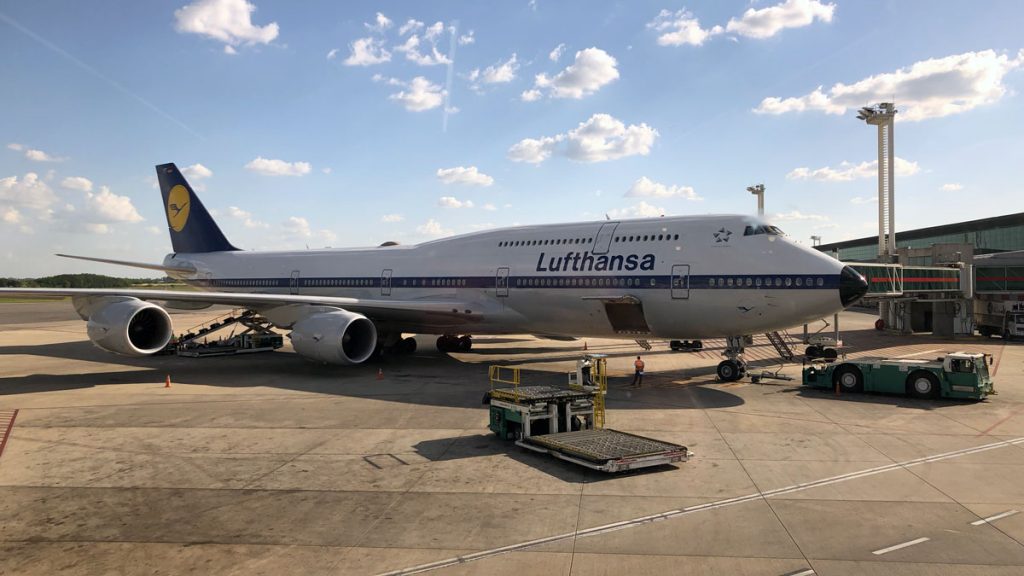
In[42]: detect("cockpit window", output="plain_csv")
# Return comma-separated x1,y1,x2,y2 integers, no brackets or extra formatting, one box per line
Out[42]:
743,223,785,236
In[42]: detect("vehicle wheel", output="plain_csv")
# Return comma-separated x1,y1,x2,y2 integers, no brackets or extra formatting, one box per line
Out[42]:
717,360,743,382
436,335,453,352
823,347,838,361
833,365,863,392
978,327,993,338
692,340,703,350
670,340,682,351
805,345,821,359
907,371,940,399
400,337,417,354
458,335,473,352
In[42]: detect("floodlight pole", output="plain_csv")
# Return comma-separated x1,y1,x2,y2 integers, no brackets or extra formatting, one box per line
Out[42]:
747,184,765,217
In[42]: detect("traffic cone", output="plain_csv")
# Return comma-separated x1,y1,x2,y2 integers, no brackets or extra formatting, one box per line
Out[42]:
164,375,171,388
583,341,588,351
376,368,384,380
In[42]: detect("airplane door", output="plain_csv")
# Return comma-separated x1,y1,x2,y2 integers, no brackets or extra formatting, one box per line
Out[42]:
496,267,510,297
671,265,690,299
290,270,300,295
592,222,619,255
381,269,392,296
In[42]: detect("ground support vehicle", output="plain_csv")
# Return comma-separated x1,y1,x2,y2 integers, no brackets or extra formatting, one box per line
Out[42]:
802,352,994,400
974,296,1024,340
487,363,688,472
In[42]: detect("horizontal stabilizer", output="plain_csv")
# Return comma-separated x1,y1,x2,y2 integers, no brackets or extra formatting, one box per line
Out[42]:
56,254,195,274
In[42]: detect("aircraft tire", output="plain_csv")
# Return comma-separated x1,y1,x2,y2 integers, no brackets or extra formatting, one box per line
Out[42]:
717,360,743,382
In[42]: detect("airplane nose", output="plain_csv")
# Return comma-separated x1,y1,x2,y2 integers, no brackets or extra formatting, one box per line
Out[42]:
839,265,869,307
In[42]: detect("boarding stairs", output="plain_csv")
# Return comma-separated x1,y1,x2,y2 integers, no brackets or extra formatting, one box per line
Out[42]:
176,309,270,345
634,339,653,351
764,331,795,361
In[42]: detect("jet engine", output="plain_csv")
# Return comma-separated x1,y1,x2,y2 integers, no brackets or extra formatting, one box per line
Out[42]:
289,309,378,365
86,298,174,356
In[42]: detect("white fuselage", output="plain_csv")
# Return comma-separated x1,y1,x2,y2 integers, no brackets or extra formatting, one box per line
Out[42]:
164,215,851,339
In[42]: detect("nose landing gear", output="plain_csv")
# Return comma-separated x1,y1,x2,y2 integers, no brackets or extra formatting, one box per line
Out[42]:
716,335,748,382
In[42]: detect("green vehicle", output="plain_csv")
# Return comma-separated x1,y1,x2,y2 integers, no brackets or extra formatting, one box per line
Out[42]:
802,352,994,400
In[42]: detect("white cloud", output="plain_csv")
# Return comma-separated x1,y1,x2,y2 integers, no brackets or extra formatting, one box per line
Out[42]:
416,218,452,237
458,30,475,45
244,157,312,176
527,47,619,99
724,0,835,39
625,176,701,200
482,203,497,211
508,113,658,164
84,223,110,234
146,225,162,235
755,49,1024,121
388,76,445,111
365,12,392,33
60,176,93,192
343,37,392,66
786,157,920,181
280,216,335,244
436,166,494,187
850,196,876,205
321,167,332,174
182,163,213,180
223,45,237,55
468,53,519,89
9,144,63,162
326,48,339,60
549,43,566,62
647,9,722,47
394,22,451,66
1,207,22,224
381,213,404,223
0,172,58,217
438,196,474,209
771,210,830,222
398,19,423,36
608,201,667,219
86,186,143,223
648,1,833,47
174,0,279,50
520,89,542,102
941,183,964,191
227,205,268,228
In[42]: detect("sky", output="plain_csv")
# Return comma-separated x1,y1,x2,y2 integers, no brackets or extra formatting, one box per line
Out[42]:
2,0,1023,277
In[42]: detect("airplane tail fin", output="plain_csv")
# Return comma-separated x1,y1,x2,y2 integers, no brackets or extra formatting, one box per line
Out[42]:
156,163,239,253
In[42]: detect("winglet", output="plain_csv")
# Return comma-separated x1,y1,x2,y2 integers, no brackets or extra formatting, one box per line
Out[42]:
156,163,239,253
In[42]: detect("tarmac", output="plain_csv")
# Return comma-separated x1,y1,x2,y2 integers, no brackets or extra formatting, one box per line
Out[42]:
2,301,1024,575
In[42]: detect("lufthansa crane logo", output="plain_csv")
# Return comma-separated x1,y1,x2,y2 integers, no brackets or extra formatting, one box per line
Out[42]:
166,185,191,232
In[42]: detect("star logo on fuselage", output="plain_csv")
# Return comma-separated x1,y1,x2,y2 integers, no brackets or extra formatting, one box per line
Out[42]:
714,228,732,243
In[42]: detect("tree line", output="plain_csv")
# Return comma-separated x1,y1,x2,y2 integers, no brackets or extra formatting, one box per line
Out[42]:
0,274,174,288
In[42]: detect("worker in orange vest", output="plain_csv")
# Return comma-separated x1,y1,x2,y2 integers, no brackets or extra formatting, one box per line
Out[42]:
631,356,645,388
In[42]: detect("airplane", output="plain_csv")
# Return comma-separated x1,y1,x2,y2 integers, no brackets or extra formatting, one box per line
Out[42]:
0,163,868,381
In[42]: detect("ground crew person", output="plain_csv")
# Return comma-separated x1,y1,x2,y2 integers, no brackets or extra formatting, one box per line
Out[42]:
632,356,645,388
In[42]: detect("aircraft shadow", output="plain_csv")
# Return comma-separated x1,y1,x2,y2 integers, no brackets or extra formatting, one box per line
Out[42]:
0,340,745,410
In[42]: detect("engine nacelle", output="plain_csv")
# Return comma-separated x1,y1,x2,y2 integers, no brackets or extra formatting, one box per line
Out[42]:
290,309,377,365
86,299,174,356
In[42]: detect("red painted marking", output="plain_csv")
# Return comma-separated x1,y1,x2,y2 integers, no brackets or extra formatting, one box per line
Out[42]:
0,409,17,463
978,404,1024,436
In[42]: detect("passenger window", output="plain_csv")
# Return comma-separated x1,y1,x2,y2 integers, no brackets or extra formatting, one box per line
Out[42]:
816,278,824,287
785,278,792,287
745,278,752,287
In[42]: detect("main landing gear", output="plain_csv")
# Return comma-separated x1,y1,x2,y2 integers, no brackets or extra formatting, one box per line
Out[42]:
374,333,418,358
716,335,748,382
437,334,473,353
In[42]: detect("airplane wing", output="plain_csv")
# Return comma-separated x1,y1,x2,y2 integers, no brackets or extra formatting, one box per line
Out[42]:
0,287,488,327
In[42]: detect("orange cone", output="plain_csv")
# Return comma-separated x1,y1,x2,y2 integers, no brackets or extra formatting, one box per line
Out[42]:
164,375,171,388
376,368,384,380
583,341,588,351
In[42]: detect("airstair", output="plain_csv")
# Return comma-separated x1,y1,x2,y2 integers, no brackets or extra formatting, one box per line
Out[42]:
764,331,795,361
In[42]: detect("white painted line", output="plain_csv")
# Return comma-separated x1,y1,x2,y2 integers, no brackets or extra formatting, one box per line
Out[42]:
895,348,943,358
783,570,815,576
378,436,1024,576
971,509,1020,526
872,537,929,555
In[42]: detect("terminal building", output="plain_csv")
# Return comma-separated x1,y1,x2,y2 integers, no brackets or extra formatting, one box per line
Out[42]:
815,212,1024,336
